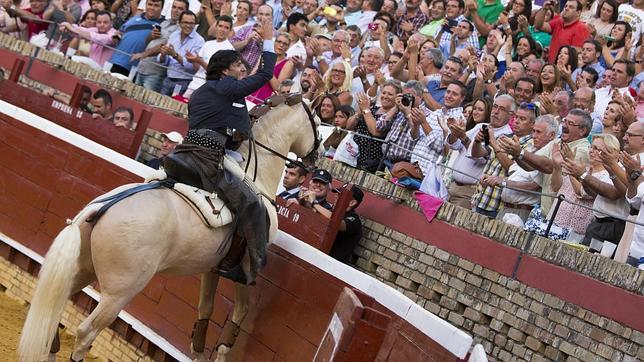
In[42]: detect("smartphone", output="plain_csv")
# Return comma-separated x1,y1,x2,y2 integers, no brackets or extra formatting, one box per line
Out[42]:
442,19,459,33
481,124,489,146
323,6,337,17
152,24,161,31
368,22,379,31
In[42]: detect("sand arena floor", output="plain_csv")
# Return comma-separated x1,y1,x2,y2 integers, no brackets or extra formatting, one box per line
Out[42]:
0,291,104,361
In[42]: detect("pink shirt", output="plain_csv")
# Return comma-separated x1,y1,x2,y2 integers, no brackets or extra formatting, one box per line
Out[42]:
77,26,117,67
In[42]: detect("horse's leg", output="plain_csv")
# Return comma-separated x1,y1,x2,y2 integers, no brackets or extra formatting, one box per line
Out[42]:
191,271,220,361
49,265,97,361
215,282,250,362
70,270,151,362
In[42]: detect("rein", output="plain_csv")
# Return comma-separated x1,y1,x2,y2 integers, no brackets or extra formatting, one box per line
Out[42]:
249,96,320,173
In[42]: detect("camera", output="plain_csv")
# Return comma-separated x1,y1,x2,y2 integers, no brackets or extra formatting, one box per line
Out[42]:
481,124,490,146
368,22,379,31
441,19,458,33
401,93,414,107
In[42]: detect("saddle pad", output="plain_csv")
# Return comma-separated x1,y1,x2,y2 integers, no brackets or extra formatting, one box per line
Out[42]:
173,183,234,228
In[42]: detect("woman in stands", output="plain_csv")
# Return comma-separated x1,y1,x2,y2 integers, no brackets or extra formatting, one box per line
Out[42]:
351,81,402,173
322,61,353,106
316,94,340,126
601,21,633,67
465,98,492,132
538,63,561,94
247,33,294,104
233,0,251,33
587,0,618,38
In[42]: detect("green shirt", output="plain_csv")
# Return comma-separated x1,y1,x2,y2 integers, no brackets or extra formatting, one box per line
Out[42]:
474,0,504,47
419,19,444,38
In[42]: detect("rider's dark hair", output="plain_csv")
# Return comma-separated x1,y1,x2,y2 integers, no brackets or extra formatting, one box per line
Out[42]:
206,50,241,80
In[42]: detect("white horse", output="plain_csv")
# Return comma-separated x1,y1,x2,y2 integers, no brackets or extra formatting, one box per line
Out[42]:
18,100,321,362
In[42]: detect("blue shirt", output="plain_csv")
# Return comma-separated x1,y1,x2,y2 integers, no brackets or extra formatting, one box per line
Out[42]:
426,80,446,105
110,14,164,70
572,62,605,84
160,29,204,79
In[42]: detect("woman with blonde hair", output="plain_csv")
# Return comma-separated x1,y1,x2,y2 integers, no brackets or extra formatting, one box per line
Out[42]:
322,61,353,106
561,133,629,252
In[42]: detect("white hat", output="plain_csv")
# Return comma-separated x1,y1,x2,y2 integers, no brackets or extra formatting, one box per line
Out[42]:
163,131,184,144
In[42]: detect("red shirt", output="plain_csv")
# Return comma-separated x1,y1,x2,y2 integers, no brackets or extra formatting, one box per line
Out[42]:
25,8,49,40
547,16,590,63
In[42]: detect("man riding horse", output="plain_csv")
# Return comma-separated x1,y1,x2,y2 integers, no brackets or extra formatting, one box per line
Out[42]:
166,18,276,284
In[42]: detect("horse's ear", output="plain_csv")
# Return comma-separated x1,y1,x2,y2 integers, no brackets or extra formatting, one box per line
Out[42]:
286,93,303,105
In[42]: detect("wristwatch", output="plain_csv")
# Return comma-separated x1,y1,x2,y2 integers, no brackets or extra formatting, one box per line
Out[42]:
316,55,324,62
630,170,642,181
363,109,371,115
344,57,351,62
579,170,589,181
518,149,525,160
501,180,507,188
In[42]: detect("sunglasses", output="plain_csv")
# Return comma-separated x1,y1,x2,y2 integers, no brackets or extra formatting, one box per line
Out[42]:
519,102,539,116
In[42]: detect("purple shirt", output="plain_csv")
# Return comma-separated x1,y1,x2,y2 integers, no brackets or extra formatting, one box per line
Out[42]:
78,26,118,66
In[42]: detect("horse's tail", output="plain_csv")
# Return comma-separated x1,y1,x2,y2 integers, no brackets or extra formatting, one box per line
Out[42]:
18,204,99,362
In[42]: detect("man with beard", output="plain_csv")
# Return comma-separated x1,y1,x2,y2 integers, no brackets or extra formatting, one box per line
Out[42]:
299,66,321,99
502,109,592,216
470,95,519,218
534,0,590,63
512,77,537,105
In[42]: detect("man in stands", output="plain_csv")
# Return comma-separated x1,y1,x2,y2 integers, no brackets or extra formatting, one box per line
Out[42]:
494,111,555,222
184,15,234,98
572,87,602,133
422,55,464,110
534,0,590,63
296,169,334,210
470,95,517,218
158,10,204,96
109,0,164,76
314,30,351,75
113,107,134,129
572,39,605,82
147,131,183,169
378,81,424,168
503,109,592,217
299,65,321,99
513,77,537,105
525,59,545,80
594,59,635,118
90,89,113,121
285,12,308,62
132,0,187,92
2,0,66,41
575,66,600,89
316,185,364,264
410,81,465,182
58,10,116,68
395,0,429,42
278,163,307,200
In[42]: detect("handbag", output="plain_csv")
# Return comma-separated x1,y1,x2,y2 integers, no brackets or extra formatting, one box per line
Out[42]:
391,161,423,180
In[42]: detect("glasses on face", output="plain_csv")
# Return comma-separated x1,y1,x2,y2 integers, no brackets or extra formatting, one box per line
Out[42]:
625,132,644,138
331,68,345,74
562,118,583,127
275,40,290,46
492,104,511,113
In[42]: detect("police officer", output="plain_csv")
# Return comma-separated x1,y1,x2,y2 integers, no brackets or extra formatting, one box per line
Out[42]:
168,18,276,284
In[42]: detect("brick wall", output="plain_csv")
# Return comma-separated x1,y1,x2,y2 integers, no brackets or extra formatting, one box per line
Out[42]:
315,158,644,361
0,256,153,361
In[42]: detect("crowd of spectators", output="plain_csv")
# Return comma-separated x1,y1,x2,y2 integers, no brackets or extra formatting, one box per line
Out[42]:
2,0,644,267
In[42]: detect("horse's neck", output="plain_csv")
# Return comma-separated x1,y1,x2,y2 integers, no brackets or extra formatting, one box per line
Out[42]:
239,108,294,197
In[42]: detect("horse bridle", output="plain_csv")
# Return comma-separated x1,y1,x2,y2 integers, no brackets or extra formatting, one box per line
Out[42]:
252,98,320,173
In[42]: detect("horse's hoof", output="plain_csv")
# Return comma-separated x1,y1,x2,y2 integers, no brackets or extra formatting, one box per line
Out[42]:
47,353,57,362
214,345,230,362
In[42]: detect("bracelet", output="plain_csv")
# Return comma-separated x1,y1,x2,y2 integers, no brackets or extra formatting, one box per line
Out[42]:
579,170,589,181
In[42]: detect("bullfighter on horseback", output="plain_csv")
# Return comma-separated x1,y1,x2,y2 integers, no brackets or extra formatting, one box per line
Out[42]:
166,17,277,284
